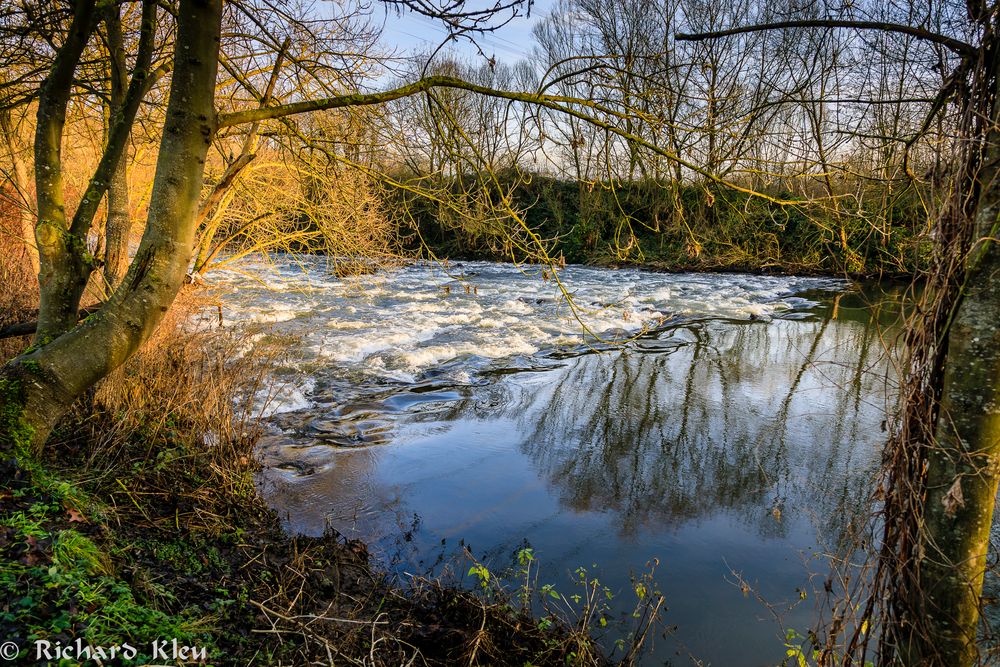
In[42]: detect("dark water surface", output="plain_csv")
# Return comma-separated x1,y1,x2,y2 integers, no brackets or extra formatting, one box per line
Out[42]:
214,260,900,665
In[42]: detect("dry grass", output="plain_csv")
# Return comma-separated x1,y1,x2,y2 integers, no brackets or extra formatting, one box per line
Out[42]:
0,202,38,361
48,288,281,534
247,548,664,666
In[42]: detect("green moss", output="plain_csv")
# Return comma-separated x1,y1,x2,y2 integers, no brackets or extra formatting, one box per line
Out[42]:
0,378,35,460
0,471,218,665
20,360,41,375
65,230,98,268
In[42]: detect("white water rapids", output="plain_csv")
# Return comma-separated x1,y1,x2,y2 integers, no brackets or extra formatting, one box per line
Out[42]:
207,256,846,416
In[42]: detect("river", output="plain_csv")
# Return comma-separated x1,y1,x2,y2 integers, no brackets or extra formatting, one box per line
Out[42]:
208,257,899,666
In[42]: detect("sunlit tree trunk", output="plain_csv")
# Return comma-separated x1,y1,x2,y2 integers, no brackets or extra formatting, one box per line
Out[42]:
31,0,100,343
1,0,221,455
0,107,39,274
32,0,157,344
104,147,131,288
103,3,132,289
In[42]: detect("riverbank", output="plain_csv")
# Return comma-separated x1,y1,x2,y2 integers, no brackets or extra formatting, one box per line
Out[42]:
574,254,914,282
412,237,919,283
2,460,608,665
394,174,929,280
0,295,649,666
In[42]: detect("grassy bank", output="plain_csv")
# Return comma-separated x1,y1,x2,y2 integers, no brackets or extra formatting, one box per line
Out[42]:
1,291,660,666
390,173,929,278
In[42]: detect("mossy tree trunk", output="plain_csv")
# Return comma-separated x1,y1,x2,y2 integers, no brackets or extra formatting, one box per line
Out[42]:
0,0,222,457
32,0,158,344
909,13,1000,665
31,0,100,343
914,212,1000,665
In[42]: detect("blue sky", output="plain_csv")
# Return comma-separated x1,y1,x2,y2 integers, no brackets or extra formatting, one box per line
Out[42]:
373,0,556,66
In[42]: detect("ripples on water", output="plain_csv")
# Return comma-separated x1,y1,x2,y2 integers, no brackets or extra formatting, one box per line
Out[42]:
208,257,900,666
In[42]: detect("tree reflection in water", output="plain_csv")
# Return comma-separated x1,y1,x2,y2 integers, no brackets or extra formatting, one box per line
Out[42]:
261,286,904,665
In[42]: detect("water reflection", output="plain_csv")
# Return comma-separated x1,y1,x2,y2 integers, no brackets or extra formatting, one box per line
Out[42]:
259,285,901,666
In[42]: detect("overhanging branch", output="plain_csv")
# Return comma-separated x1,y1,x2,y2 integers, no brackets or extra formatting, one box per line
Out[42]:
675,20,976,57
0,304,103,341
219,75,806,206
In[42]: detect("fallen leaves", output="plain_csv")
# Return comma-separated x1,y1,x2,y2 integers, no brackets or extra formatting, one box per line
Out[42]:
66,508,88,523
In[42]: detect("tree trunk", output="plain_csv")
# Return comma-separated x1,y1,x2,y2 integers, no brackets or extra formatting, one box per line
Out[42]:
103,2,132,289
914,218,1000,665
0,108,39,275
909,23,1000,666
1,0,222,457
104,151,131,288
32,0,99,343
33,0,157,343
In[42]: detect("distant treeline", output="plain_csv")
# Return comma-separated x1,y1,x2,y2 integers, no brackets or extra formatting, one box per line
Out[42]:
387,172,930,277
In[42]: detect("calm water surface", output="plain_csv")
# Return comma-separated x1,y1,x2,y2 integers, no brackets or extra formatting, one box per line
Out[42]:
211,258,900,666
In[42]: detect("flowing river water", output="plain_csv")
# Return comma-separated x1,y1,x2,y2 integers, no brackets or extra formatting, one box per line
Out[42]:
209,257,901,666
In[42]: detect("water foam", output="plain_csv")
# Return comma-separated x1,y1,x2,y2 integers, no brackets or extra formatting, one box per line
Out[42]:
210,257,847,409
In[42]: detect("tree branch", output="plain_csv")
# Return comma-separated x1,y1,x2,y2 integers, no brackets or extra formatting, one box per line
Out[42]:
69,0,159,238
675,20,976,57
223,75,805,206
192,35,291,272
217,76,453,127
0,305,103,341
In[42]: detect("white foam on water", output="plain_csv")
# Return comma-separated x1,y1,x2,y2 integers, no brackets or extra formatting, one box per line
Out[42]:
256,377,316,417
250,308,299,323
326,320,369,330
397,336,539,369
208,257,847,397
315,327,439,363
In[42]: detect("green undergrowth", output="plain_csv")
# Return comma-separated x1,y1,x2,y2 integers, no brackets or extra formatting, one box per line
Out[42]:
0,461,209,664
391,173,930,278
1,413,641,666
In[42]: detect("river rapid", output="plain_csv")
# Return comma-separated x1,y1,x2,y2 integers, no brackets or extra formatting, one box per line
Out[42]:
208,257,898,666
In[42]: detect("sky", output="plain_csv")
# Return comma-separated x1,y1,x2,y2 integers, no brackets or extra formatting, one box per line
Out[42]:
371,0,556,67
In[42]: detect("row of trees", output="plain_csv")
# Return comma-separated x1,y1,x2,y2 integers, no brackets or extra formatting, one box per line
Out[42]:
388,0,954,184
364,0,961,271
0,0,965,285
